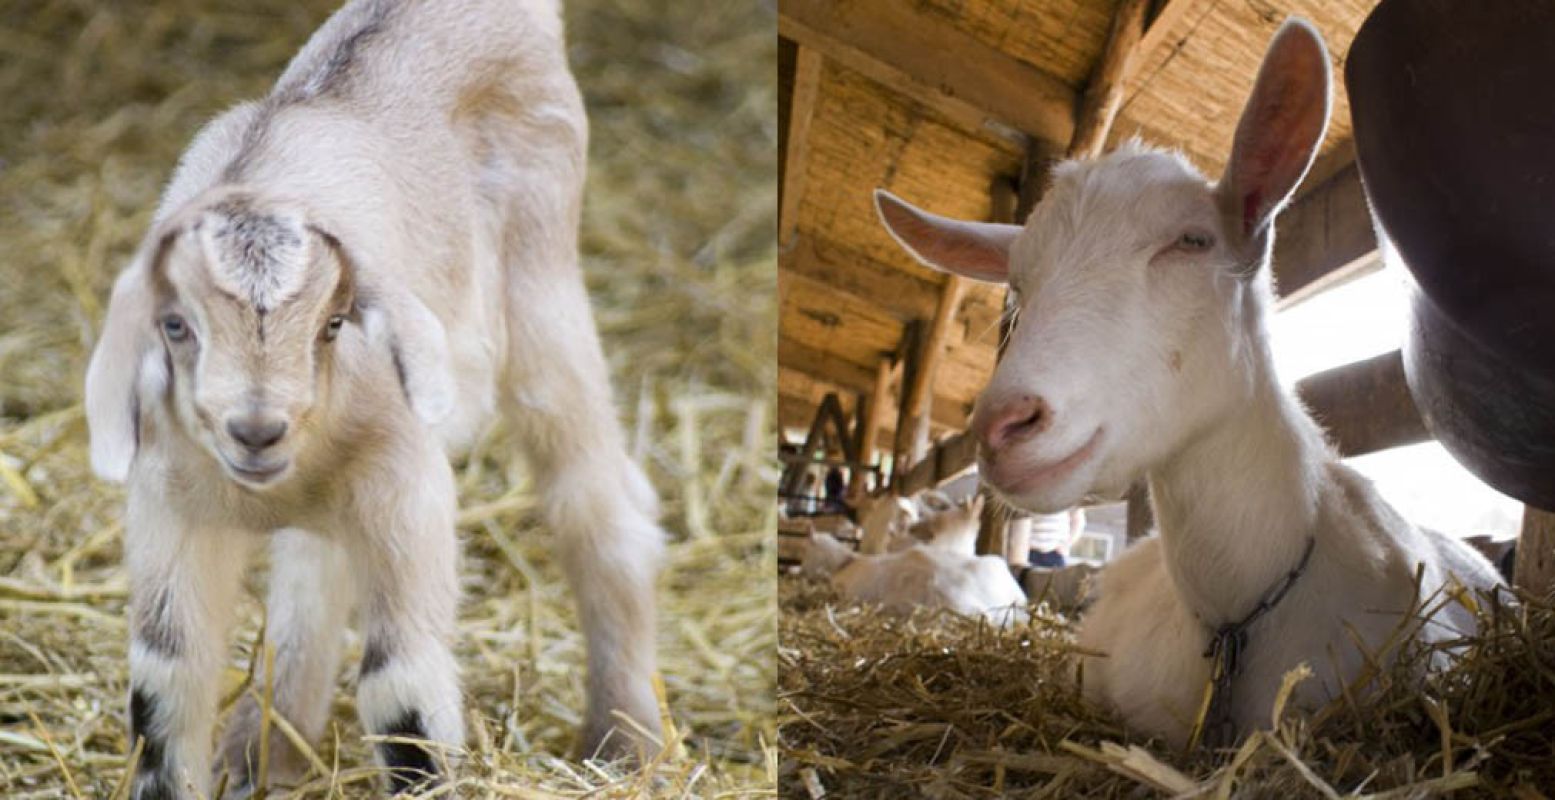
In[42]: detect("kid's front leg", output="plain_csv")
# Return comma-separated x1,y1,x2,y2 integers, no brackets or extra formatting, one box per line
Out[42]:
124,492,253,800
347,461,465,794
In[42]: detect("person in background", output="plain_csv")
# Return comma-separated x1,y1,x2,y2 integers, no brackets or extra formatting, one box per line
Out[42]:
823,467,846,513
1027,507,1086,568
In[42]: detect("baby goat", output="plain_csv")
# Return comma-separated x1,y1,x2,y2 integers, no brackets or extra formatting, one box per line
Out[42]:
874,20,1502,747
85,0,664,795
804,496,1030,625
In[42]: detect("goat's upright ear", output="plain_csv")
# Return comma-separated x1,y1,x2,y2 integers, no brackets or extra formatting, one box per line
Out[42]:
85,232,177,482
1217,19,1331,245
319,232,455,426
874,190,1019,284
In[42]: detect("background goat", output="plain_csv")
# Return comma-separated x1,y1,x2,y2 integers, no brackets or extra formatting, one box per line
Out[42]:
873,19,1502,747
84,0,663,794
803,495,1030,625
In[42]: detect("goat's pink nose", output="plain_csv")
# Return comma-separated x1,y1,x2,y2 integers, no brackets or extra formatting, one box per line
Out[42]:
973,394,1050,453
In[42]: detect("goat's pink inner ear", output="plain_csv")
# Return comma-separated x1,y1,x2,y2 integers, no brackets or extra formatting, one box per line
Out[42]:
874,190,1017,284
1218,19,1331,237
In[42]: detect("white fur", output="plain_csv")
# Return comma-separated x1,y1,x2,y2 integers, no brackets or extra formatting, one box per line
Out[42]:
85,1,665,795
873,19,1504,747
831,544,1028,627
803,496,1028,627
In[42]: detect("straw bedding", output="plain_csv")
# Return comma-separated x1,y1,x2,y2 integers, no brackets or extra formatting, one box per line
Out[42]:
779,574,1555,798
0,0,776,795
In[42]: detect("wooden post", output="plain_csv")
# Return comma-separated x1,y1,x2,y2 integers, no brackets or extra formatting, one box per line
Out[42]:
1515,506,1555,596
1125,482,1154,541
850,357,893,496
1068,0,1151,159
889,321,923,492
902,277,966,464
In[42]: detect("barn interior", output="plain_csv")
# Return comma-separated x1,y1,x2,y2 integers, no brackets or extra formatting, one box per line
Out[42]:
778,0,1555,795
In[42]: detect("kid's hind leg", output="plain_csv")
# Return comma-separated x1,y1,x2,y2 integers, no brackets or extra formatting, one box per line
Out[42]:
216,528,356,794
502,267,666,761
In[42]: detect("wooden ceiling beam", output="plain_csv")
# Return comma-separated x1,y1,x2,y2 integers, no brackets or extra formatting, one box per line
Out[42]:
778,336,877,393
1274,161,1379,308
778,0,1076,146
779,42,823,249
779,233,941,322
1069,0,1152,159
777,386,966,436
1132,0,1214,80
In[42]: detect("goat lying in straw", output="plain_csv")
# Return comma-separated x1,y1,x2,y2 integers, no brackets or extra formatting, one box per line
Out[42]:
873,19,1502,748
804,495,1030,626
85,0,664,795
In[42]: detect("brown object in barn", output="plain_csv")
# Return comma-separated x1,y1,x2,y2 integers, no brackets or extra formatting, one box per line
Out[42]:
1347,0,1555,510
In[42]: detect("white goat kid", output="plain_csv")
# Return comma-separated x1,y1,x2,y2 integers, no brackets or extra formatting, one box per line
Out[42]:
85,1,664,796
803,496,1030,626
873,20,1501,748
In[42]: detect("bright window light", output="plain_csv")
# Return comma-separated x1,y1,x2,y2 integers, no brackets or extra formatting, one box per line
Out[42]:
1270,256,1408,385
1268,257,1522,542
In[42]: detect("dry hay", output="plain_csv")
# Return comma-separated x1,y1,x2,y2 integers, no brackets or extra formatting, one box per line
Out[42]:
779,574,1555,798
0,0,776,796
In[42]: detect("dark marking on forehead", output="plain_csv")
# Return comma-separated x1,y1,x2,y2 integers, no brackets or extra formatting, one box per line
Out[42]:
204,197,306,312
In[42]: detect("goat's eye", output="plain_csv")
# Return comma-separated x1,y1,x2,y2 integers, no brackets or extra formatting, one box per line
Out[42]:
162,314,190,342
323,314,346,342
1177,230,1215,252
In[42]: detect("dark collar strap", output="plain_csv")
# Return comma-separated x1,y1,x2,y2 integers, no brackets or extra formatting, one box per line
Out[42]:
1196,536,1317,749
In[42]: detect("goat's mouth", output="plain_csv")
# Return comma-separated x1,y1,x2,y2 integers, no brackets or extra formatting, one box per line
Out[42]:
219,454,291,487
981,427,1104,506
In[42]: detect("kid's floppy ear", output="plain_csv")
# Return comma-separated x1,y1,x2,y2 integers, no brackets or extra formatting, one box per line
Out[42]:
874,190,1020,284
85,231,179,483
1217,19,1332,250
318,231,455,426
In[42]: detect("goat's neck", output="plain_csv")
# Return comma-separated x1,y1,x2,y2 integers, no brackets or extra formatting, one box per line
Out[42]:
1146,359,1330,626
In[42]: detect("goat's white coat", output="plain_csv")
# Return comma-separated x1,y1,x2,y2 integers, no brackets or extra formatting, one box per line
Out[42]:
872,19,1503,747
85,0,664,794
803,497,1028,625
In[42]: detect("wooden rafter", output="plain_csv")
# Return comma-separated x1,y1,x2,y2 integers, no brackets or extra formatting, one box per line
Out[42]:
779,392,859,498
1069,0,1152,159
1273,163,1379,307
778,0,1076,146
779,43,822,248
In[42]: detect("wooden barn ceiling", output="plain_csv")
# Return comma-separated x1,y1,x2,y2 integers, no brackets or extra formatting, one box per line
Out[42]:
778,0,1380,448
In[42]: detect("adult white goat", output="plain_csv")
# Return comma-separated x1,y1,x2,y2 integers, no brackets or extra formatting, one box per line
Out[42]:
873,20,1502,748
84,0,664,795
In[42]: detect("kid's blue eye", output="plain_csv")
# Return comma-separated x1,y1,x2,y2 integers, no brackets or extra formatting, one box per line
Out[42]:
162,314,190,341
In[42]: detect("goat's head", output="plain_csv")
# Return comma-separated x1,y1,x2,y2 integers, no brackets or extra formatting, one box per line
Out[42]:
85,187,455,488
874,20,1330,512
926,494,984,536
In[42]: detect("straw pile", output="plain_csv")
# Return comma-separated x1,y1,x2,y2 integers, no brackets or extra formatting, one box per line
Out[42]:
0,0,776,796
779,575,1555,798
